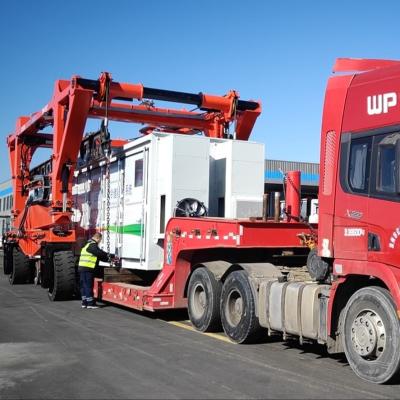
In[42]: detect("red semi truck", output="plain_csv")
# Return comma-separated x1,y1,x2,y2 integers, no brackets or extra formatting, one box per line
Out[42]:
4,58,400,384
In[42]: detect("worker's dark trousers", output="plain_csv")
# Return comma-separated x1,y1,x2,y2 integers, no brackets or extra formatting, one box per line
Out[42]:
79,270,95,306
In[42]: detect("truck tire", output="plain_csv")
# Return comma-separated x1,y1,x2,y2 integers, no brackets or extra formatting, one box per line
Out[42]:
306,248,330,281
48,250,76,301
3,244,13,275
220,270,261,344
188,267,222,332
9,247,33,284
342,286,400,384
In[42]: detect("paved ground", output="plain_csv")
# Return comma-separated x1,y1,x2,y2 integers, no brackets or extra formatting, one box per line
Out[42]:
1,274,400,399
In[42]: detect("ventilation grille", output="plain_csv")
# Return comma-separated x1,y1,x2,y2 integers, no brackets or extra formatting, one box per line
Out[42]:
322,130,336,196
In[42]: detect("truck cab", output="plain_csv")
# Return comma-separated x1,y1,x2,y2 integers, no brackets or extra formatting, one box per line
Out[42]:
317,59,400,383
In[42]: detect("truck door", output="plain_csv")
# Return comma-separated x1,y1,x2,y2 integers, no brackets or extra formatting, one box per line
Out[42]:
335,129,400,262
334,134,372,260
121,151,148,262
366,131,400,265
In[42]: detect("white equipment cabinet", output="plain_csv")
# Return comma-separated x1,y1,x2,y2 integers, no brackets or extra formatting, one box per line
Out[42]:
209,139,264,218
72,133,264,271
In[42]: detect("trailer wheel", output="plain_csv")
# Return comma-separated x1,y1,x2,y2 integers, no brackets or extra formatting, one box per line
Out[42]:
9,247,33,284
48,250,76,301
188,267,222,332
220,270,261,344
3,244,13,275
342,286,400,384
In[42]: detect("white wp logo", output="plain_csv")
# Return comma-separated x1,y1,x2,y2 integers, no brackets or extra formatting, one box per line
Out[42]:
367,92,397,115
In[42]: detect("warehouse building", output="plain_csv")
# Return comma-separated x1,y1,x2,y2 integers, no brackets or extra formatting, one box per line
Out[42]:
264,159,319,219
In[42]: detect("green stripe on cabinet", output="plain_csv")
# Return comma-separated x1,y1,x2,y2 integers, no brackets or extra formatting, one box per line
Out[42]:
107,224,144,236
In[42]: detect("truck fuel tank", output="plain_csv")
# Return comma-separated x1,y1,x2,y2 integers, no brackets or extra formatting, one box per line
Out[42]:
258,280,330,342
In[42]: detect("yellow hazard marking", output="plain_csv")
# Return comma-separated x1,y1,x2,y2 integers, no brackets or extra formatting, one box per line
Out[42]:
167,320,234,344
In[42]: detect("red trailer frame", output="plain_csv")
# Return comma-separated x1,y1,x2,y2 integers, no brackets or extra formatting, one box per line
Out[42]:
94,218,311,311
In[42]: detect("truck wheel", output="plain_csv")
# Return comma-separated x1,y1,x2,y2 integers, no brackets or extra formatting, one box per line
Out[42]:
9,247,33,284
342,286,400,383
3,244,13,275
48,250,76,301
306,248,330,281
188,267,222,332
220,270,261,344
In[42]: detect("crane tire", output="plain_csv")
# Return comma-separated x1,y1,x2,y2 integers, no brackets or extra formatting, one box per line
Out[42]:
342,286,400,384
3,244,13,275
188,267,222,332
9,247,32,284
48,250,76,301
220,270,262,344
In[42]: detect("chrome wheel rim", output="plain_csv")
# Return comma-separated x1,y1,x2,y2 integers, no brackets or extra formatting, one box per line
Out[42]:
191,283,207,319
226,289,243,327
350,310,386,360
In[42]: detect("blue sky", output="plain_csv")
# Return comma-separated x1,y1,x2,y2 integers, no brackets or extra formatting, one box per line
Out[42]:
1,0,400,182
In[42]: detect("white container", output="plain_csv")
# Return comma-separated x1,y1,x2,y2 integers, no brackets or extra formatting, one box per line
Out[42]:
72,133,265,271
209,139,264,218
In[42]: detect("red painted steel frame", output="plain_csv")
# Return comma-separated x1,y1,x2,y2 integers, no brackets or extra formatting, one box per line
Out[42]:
6,73,261,256
94,218,309,311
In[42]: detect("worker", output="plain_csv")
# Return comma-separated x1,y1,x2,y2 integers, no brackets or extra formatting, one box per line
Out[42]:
78,232,115,309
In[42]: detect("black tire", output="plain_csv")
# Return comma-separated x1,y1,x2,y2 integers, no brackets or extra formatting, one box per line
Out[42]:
48,250,76,301
220,270,261,344
342,286,400,384
188,268,222,332
306,248,330,281
40,257,51,289
9,247,33,284
3,244,13,275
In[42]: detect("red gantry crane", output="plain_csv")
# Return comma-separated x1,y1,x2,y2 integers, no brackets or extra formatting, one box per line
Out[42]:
3,72,261,300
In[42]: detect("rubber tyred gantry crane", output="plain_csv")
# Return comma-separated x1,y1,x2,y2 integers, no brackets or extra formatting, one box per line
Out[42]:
3,72,261,300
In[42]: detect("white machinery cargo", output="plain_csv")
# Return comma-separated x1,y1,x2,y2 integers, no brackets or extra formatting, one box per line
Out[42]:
72,133,265,271
209,139,265,218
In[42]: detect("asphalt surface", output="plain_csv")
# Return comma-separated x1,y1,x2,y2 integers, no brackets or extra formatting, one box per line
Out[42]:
1,274,400,399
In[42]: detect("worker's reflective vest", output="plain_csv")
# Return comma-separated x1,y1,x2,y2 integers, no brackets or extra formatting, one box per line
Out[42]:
78,241,97,269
